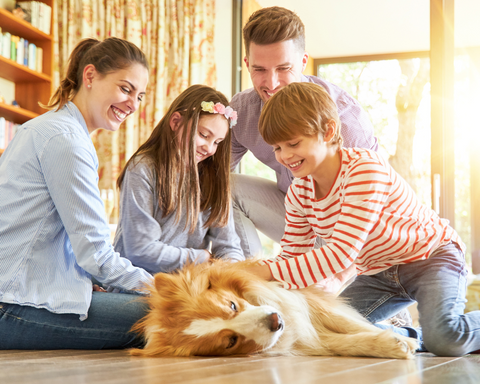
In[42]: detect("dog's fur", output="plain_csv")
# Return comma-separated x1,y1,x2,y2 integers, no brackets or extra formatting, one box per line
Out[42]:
130,260,418,358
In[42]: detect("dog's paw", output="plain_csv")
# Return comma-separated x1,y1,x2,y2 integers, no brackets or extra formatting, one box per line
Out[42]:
382,332,418,359
369,330,418,359
393,335,418,359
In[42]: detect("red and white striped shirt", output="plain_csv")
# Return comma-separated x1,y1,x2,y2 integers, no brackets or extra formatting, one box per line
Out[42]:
261,148,465,289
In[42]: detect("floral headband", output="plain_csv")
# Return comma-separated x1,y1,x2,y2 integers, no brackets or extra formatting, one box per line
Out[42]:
201,101,238,127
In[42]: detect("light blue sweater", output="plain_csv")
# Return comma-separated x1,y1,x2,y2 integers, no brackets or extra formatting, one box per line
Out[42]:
114,158,245,274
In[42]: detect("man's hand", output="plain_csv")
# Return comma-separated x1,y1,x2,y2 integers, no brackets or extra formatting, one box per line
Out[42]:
315,263,357,295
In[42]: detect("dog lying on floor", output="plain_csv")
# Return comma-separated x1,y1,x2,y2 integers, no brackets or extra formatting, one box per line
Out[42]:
130,260,418,358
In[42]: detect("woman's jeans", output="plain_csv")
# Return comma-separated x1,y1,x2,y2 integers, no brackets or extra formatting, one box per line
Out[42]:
340,242,480,356
0,292,147,349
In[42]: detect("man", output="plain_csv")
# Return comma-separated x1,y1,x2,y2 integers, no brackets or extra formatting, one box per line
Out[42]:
231,6,378,257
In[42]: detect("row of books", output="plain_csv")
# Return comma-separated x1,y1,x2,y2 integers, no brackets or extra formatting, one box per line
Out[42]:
0,117,20,150
16,1,52,35
0,28,43,72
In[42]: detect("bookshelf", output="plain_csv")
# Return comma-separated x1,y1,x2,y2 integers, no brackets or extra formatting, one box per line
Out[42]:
0,0,53,125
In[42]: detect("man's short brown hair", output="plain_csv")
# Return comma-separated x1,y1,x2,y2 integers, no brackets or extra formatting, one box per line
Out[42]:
259,82,343,149
243,6,305,56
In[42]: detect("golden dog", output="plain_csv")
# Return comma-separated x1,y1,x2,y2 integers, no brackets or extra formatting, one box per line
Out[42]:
130,260,418,358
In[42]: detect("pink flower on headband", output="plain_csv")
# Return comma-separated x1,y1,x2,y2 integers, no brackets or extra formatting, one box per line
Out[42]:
224,106,233,118
201,101,238,128
213,103,226,114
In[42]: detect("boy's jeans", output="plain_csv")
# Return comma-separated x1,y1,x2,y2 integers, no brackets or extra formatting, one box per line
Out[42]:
340,242,480,356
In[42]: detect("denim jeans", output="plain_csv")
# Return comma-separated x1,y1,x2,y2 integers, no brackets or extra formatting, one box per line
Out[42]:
0,292,147,349
340,242,480,356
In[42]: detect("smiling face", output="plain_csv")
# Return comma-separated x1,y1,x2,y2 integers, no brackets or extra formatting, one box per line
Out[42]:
77,62,149,133
272,128,339,188
194,114,229,163
245,40,308,103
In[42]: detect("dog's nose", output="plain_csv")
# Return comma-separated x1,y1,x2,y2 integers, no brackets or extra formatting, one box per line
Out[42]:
267,312,284,332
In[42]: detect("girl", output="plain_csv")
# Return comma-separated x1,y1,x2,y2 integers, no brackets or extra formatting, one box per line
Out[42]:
0,37,152,349
249,81,480,357
114,85,244,274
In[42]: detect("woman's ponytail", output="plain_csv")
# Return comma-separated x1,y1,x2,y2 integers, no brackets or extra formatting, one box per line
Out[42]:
42,39,100,111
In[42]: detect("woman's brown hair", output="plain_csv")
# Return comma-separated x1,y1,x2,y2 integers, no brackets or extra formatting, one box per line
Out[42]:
44,37,148,110
117,84,234,232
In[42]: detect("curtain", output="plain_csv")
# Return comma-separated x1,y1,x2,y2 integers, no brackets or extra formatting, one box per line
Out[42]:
52,0,217,221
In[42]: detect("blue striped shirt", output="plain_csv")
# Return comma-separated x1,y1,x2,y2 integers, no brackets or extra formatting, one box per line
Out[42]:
0,102,153,320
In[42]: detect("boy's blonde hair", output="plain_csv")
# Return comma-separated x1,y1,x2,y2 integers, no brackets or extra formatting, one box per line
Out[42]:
259,82,343,149
243,7,305,57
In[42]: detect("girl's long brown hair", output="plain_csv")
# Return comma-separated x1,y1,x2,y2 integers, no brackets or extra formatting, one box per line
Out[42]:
117,84,233,232
43,37,148,111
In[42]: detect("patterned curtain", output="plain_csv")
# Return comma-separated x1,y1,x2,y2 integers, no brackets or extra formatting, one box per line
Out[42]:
52,0,217,221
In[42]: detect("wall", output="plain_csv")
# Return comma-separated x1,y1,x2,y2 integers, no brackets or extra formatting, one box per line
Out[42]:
214,0,233,99
256,0,480,58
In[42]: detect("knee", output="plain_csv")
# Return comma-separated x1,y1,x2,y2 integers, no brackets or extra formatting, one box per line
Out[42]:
422,320,470,357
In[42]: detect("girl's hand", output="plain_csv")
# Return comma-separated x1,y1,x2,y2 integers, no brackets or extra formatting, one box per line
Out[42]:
204,250,213,263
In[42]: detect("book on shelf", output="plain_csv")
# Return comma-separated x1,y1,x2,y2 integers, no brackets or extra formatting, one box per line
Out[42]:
36,44,42,72
0,30,42,72
1,32,9,59
23,37,28,65
10,34,17,61
0,117,20,150
16,37,24,65
16,1,51,35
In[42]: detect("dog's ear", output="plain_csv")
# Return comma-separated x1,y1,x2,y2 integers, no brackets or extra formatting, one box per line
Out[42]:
189,271,210,296
154,272,179,293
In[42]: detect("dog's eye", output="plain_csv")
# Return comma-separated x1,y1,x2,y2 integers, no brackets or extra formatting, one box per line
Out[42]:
226,335,238,349
230,301,237,311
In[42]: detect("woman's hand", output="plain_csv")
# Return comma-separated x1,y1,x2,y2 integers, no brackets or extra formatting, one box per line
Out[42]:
93,284,106,292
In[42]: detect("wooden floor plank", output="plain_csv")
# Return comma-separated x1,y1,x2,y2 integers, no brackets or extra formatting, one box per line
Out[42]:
1,351,479,384
177,355,459,384
407,354,480,384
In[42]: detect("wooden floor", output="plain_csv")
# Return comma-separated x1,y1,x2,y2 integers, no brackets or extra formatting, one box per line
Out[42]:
1,350,479,384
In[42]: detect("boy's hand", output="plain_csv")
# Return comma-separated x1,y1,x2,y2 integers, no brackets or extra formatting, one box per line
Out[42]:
315,263,357,295
244,264,274,281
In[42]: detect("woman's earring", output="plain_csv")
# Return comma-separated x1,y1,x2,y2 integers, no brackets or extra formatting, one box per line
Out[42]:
87,84,92,89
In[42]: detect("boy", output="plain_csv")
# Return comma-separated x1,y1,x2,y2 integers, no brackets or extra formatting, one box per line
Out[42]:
247,81,480,357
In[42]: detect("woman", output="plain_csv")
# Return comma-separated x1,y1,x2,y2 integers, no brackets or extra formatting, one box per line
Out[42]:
0,37,152,350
